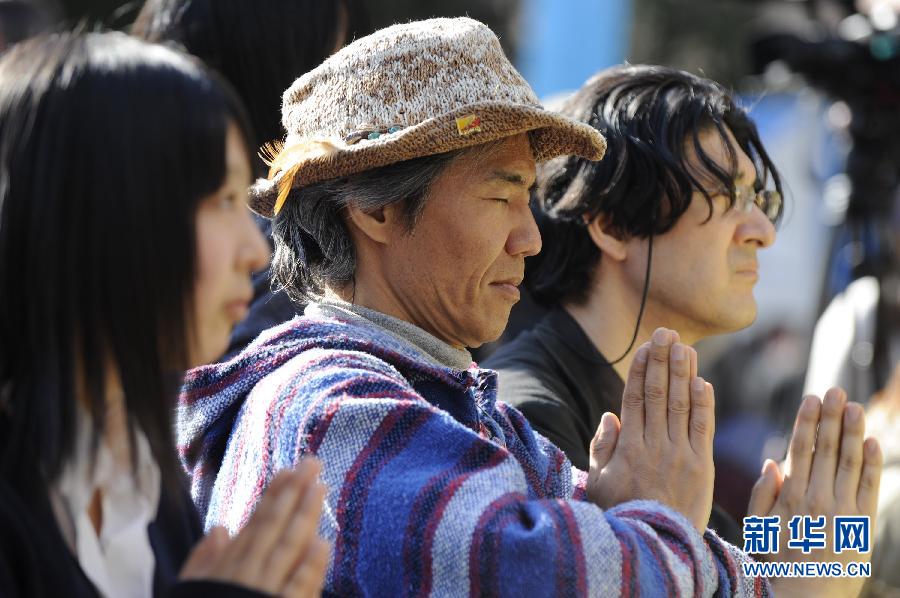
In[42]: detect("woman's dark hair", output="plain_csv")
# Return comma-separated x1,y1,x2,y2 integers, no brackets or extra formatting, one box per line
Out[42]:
528,64,783,307
132,0,368,173
0,31,253,498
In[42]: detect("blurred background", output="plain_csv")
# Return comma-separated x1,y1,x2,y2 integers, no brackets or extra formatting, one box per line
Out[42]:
7,0,900,527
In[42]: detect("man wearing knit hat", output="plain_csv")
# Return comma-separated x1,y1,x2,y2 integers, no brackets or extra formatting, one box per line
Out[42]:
178,19,767,596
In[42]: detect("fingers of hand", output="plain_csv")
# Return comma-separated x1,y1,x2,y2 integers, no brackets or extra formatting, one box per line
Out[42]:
620,343,650,438
644,328,675,443
180,526,230,580
834,401,865,506
689,344,698,379
589,412,621,470
781,395,821,504
281,537,332,598
688,377,714,455
807,388,847,511
857,437,883,516
747,459,782,517
228,461,321,583
666,343,693,444
265,481,328,592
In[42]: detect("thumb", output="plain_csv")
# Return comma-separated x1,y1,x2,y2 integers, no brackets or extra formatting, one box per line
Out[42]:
747,459,782,517
180,525,230,581
589,412,621,470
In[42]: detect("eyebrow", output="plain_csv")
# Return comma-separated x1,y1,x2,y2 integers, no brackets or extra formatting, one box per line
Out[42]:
701,170,756,190
486,170,536,190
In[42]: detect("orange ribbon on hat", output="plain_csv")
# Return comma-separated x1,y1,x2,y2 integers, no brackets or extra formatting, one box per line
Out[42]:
260,139,340,216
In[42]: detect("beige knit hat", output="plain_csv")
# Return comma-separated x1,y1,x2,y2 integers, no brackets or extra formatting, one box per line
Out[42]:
251,17,606,217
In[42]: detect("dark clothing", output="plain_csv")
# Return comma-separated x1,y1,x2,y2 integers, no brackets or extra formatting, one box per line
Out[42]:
0,478,264,598
222,215,298,361
485,307,743,546
486,306,622,467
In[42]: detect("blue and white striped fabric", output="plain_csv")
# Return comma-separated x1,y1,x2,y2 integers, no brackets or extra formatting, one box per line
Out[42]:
178,313,769,597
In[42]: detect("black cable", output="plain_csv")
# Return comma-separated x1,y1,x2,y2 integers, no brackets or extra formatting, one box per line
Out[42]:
602,231,654,366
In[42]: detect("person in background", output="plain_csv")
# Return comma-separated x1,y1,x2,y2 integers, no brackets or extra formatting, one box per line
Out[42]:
132,0,368,360
486,65,783,478
180,17,785,596
485,65,781,543
484,64,883,597
0,31,328,597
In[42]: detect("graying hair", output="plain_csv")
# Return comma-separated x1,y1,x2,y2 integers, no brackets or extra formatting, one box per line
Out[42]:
271,149,466,303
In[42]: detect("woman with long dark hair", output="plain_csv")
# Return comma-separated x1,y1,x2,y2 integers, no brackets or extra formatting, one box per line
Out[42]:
0,31,328,597
132,0,370,360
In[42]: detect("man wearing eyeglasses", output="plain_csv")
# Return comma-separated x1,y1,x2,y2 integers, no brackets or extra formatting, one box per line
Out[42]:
485,66,884,597
484,65,784,545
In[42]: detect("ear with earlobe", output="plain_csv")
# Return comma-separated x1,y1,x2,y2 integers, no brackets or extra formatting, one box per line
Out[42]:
585,214,628,262
345,202,405,245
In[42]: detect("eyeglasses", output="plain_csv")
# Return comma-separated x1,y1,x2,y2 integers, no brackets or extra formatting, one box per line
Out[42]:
732,184,782,223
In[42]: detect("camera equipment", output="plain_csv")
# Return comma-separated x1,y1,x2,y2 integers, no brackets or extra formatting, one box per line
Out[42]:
751,0,900,392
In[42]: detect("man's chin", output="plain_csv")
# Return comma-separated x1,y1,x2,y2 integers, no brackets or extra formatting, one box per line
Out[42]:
722,304,758,334
696,302,757,339
465,312,511,348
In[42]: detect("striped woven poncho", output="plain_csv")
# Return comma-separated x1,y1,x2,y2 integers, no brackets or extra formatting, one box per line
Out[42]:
178,310,769,597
